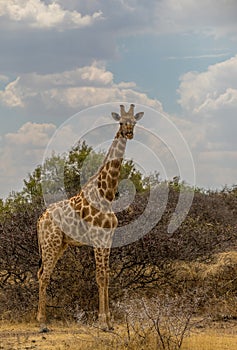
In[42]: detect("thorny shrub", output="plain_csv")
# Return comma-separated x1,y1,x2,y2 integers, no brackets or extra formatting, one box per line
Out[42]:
0,186,236,321
113,292,203,350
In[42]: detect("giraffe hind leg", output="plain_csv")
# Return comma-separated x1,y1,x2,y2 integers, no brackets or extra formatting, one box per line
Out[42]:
37,241,68,332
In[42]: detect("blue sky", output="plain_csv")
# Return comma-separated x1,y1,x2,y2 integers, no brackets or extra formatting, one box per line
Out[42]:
109,33,236,112
0,0,237,198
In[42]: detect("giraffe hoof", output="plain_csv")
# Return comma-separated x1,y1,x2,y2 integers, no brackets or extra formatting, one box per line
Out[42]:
100,324,114,332
100,326,111,332
39,326,50,333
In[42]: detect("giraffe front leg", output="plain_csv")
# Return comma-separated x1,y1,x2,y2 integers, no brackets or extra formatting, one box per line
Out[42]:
94,248,113,330
103,250,113,330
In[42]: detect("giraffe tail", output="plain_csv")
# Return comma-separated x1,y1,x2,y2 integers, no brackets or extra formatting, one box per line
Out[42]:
38,257,42,268
38,256,43,280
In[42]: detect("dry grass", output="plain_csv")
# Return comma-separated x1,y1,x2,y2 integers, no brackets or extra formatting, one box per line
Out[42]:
171,251,237,280
0,321,237,350
183,330,237,350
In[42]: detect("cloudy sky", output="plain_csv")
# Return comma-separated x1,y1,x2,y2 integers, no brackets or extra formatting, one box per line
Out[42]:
0,0,237,199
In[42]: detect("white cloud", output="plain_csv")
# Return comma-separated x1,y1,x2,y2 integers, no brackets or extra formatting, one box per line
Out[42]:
5,122,56,146
176,55,237,188
0,74,9,83
0,62,163,115
178,55,237,114
0,0,102,30
197,151,237,188
96,0,237,39
0,122,56,198
1,1,237,77
2,0,237,38
0,77,26,107
155,0,237,38
167,53,230,61
0,62,162,198
115,81,137,89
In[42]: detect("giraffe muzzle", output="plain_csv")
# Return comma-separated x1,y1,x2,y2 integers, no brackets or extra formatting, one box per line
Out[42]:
126,131,133,139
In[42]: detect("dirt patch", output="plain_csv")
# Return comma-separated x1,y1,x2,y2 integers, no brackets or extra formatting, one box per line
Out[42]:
0,324,94,350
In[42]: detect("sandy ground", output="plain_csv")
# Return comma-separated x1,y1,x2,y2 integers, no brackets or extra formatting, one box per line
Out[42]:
0,320,237,350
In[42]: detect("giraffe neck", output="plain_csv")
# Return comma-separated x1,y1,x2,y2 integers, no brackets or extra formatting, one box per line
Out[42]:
97,130,127,201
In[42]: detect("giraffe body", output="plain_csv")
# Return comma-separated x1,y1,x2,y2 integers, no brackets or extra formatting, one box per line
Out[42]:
37,104,144,331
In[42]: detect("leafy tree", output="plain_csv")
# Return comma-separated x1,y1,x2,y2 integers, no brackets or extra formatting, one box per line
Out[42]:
119,159,144,193
22,166,43,206
21,140,145,204
64,141,145,196
64,141,100,197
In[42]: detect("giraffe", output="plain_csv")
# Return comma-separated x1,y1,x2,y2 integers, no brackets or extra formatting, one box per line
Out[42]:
37,104,144,332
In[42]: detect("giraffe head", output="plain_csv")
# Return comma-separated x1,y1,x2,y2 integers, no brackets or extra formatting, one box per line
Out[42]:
111,104,144,139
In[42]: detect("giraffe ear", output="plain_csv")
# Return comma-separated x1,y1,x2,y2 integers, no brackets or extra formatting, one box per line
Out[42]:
134,112,144,121
111,112,121,121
